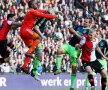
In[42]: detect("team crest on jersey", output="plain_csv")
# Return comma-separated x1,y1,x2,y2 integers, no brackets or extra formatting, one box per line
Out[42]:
100,42,104,46
83,30,87,34
87,47,94,52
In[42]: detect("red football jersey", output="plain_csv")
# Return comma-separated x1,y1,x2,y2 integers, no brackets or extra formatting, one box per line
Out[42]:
0,20,12,40
79,35,98,62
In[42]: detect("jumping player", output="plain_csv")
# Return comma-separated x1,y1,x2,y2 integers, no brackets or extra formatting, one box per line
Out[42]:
20,0,57,74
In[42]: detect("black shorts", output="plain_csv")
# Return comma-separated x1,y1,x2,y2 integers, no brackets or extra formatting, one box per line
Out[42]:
0,40,9,58
82,60,104,73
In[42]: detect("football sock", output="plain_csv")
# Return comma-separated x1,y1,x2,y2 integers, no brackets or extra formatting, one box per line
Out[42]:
27,39,40,53
7,42,14,48
85,75,89,87
22,39,40,67
101,78,107,90
70,74,76,88
32,56,40,76
88,75,95,87
56,55,62,70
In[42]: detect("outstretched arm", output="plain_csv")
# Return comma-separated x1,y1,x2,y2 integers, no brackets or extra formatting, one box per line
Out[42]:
11,22,22,26
31,9,56,19
7,21,22,29
11,22,22,29
34,25,46,40
96,45,108,61
68,28,83,40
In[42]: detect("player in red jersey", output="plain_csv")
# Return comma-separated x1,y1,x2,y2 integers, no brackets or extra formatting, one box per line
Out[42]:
20,0,57,74
0,14,22,64
75,29,108,90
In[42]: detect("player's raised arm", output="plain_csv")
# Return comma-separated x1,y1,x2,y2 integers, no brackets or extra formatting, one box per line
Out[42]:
34,25,46,40
68,27,83,40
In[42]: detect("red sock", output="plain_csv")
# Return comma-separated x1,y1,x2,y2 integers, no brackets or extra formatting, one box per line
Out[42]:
22,57,31,67
27,39,40,53
7,42,14,48
22,39,40,67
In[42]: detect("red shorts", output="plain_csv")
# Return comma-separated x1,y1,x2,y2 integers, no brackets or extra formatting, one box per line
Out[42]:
20,28,39,46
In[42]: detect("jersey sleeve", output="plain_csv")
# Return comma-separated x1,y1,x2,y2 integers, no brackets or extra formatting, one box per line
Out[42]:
96,38,99,44
31,9,56,19
79,36,86,46
7,21,13,25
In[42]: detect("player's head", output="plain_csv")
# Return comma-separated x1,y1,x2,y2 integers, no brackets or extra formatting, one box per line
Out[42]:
84,17,92,28
7,14,15,21
96,30,103,38
88,27,96,40
28,0,37,9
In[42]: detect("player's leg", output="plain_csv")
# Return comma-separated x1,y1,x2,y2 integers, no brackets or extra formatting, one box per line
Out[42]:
31,43,43,80
100,69,107,90
21,38,33,68
20,28,40,54
70,63,77,90
0,40,10,64
82,61,95,90
54,43,69,75
85,75,89,90
21,38,39,74
7,39,20,52
21,29,40,69
70,47,81,90
98,59,107,90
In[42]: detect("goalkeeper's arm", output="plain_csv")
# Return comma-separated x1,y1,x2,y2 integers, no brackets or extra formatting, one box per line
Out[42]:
34,25,46,40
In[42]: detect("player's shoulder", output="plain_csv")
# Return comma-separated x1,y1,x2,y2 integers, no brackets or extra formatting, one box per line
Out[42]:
101,39,108,44
76,26,83,29
81,34,87,41
75,26,83,31
77,25,83,27
83,34,88,38
2,20,8,24
101,38,107,41
28,8,35,12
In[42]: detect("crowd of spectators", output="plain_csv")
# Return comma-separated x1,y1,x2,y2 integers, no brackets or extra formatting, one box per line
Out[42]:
0,0,108,74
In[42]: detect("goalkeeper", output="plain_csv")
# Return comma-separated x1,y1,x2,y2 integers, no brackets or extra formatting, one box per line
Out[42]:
29,10,63,81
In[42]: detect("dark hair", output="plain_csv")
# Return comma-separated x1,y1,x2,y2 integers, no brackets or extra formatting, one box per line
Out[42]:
28,0,35,8
7,14,15,19
86,17,92,24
